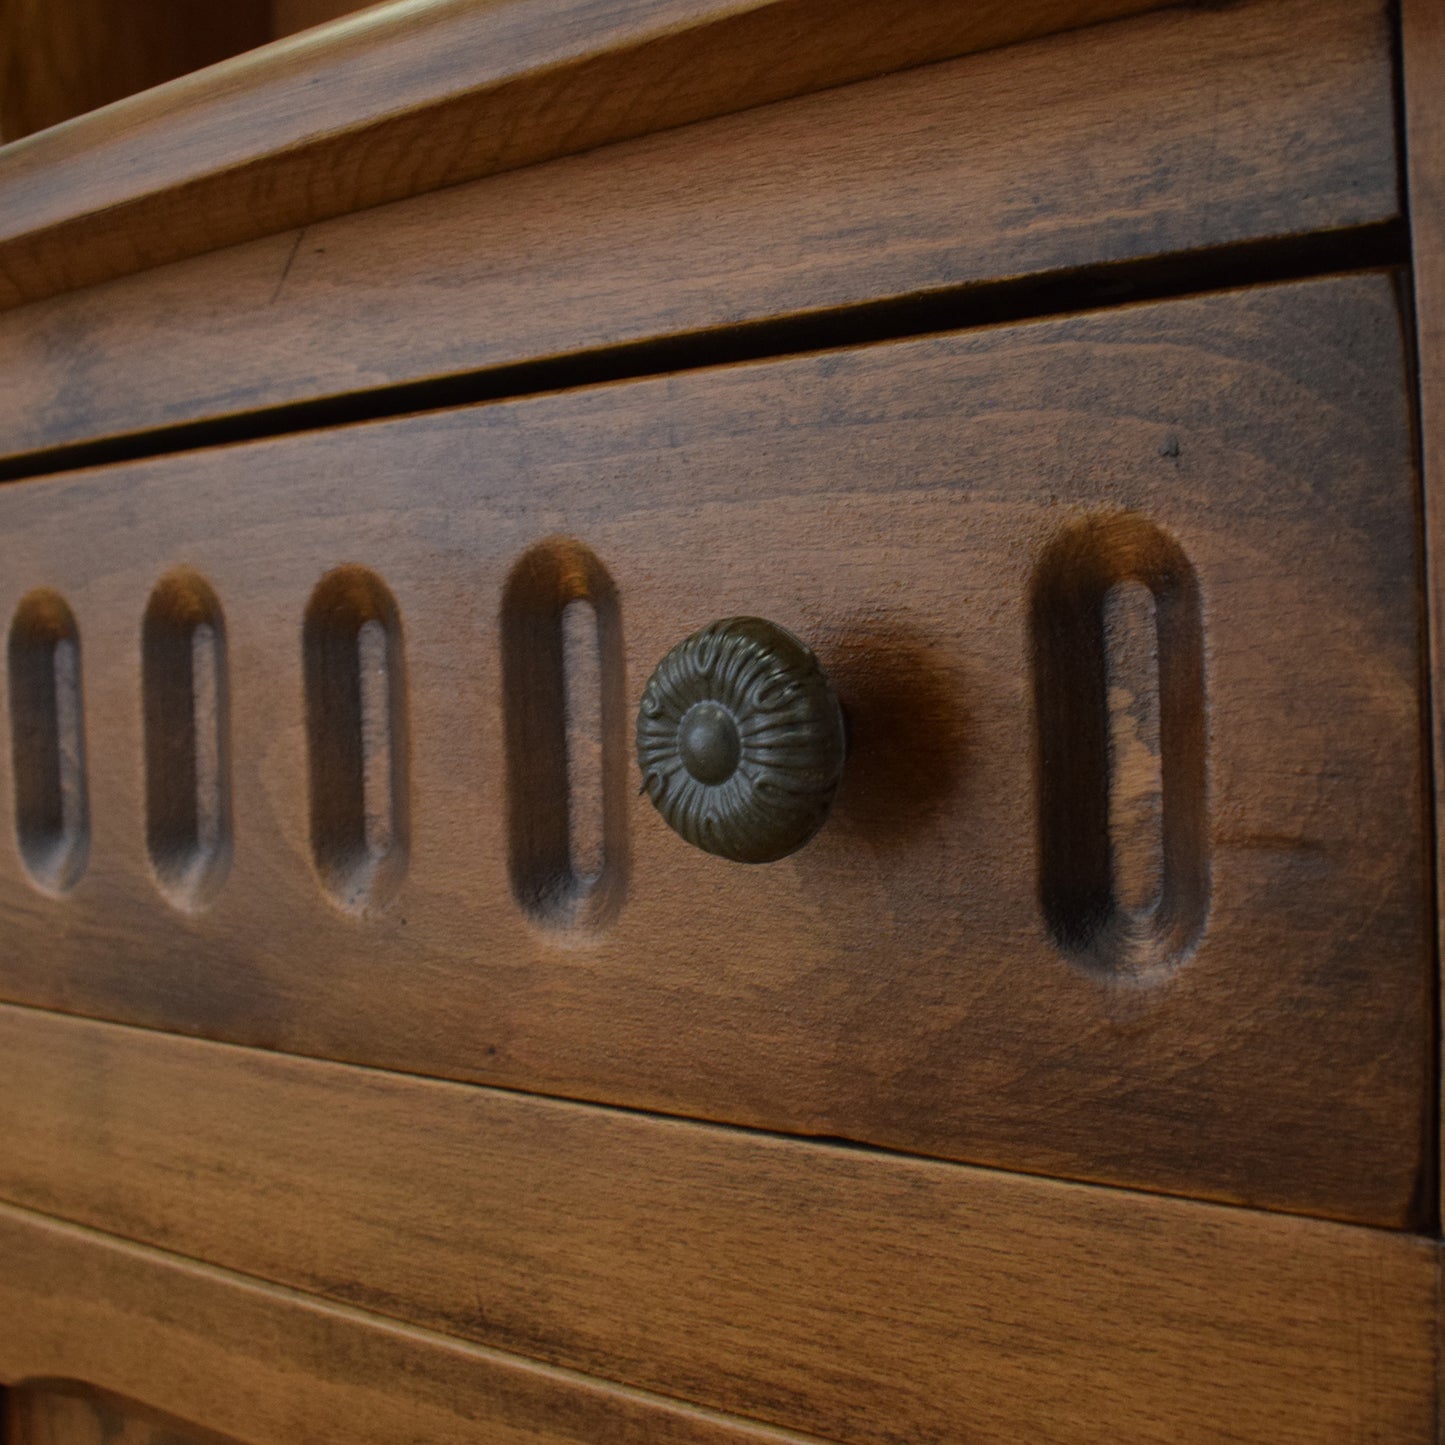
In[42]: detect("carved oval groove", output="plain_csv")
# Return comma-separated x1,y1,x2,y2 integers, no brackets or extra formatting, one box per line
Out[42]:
8,589,89,895
303,566,410,914
143,569,232,910
502,538,627,931
1032,513,1209,979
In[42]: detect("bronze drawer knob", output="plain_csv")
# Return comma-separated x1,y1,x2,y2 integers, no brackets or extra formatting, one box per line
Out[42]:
636,617,845,863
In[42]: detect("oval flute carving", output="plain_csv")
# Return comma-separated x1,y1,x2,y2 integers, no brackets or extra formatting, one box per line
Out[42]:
637,617,846,864
9,589,89,895
502,539,627,931
1032,513,1209,978
502,537,627,930
304,566,410,914
143,570,232,910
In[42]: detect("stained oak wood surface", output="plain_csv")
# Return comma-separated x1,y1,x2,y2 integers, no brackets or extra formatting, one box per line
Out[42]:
0,0,1170,310
0,275,1426,1224
0,1206,820,1445
0,1008,1435,1445
0,0,1399,464
1404,0,1445,1234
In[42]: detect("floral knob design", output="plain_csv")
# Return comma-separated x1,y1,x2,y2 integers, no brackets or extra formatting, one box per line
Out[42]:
636,617,846,863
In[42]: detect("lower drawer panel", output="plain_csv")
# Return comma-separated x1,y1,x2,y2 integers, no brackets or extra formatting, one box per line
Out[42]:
0,272,1428,1223
0,1007,1435,1445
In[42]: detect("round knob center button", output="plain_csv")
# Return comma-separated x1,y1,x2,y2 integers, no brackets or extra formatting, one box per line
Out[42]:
678,701,742,785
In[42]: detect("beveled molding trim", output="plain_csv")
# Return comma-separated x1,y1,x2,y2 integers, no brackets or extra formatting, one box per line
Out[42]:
0,1202,821,1445
0,0,1165,310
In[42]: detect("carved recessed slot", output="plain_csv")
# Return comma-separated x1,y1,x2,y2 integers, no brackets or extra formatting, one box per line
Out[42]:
143,570,232,910
303,566,409,914
502,539,626,931
1032,513,1208,978
8,589,89,895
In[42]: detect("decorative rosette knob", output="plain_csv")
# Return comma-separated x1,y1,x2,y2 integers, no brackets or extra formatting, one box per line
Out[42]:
636,617,846,862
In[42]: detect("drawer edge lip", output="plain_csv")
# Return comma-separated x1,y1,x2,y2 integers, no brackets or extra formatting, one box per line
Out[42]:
0,223,1411,491
0,0,1167,313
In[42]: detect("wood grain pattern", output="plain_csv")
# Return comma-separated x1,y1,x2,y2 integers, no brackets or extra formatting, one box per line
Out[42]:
0,0,1399,463
0,0,270,142
1403,0,1445,1235
0,1007,1435,1444
0,275,1425,1224
0,0,1170,310
0,1204,819,1445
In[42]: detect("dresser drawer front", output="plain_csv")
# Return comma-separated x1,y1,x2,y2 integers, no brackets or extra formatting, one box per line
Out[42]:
0,272,1426,1223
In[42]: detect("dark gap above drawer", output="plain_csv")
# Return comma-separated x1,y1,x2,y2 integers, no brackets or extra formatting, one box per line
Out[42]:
0,220,1408,488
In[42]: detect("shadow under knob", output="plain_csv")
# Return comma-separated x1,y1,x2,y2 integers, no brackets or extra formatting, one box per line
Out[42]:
636,617,846,863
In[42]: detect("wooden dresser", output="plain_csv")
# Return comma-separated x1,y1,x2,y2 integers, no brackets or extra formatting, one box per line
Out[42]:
0,0,1443,1439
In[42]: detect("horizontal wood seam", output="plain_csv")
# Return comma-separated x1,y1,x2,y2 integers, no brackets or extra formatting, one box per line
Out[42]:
0,217,1407,486
0,995,1424,1236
